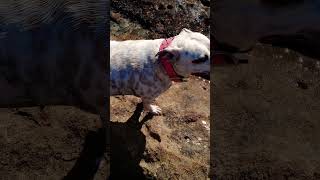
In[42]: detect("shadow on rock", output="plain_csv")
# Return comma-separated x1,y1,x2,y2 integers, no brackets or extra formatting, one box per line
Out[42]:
109,102,155,180
63,128,106,180
62,102,154,180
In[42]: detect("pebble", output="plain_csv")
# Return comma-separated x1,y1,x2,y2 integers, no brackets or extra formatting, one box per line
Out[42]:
201,121,210,131
194,142,201,145
197,137,202,141
205,126,210,131
298,57,303,63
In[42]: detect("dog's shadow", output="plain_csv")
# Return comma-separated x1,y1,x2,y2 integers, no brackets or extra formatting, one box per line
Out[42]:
63,128,106,180
63,102,154,180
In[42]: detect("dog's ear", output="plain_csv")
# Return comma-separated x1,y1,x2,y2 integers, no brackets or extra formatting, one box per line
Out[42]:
180,28,192,34
155,47,181,61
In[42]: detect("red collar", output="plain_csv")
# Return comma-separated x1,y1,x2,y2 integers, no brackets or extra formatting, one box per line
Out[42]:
158,37,184,82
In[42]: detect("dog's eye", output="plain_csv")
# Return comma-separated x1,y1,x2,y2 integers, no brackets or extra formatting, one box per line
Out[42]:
192,55,208,64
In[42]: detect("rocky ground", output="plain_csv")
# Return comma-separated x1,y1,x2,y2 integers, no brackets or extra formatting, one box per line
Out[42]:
0,0,210,180
110,1,210,178
110,78,210,179
111,0,210,38
5,0,319,179
0,106,108,179
212,44,320,179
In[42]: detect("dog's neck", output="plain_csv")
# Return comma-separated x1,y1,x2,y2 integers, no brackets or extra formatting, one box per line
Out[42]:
156,37,185,82
154,60,174,85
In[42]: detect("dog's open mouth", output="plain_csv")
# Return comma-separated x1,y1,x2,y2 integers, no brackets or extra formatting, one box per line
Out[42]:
192,55,209,64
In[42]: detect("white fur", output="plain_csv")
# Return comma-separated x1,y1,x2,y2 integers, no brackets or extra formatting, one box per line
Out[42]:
110,28,210,115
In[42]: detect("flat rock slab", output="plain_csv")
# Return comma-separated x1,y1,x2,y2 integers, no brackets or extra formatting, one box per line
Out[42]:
212,44,320,179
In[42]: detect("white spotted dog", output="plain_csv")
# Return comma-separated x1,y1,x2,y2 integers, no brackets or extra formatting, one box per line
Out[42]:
110,28,210,115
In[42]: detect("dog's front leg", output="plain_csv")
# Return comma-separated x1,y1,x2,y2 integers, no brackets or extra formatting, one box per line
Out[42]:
141,97,162,115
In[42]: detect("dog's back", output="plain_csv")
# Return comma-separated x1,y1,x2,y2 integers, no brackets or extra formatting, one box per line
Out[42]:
110,39,164,96
110,39,161,67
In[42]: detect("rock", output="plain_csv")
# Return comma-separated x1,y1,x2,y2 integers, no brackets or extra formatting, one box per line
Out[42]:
213,44,320,179
111,0,210,38
111,78,210,178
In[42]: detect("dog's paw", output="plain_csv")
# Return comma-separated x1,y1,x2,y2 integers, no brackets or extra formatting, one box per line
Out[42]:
145,104,162,115
150,105,162,115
